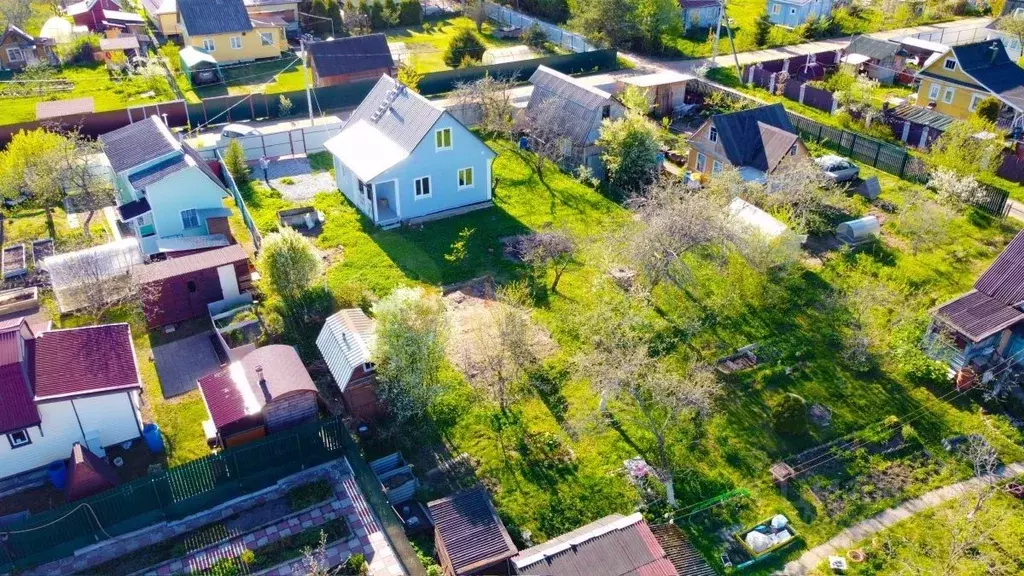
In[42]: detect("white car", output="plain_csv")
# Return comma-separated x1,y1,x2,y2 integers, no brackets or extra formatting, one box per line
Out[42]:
220,123,261,140
815,155,860,183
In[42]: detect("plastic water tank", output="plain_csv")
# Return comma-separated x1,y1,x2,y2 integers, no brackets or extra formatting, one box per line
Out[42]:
142,423,165,454
47,460,67,491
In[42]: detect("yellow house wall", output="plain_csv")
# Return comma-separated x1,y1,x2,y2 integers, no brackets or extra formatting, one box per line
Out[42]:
914,51,991,121
154,12,178,35
185,26,285,63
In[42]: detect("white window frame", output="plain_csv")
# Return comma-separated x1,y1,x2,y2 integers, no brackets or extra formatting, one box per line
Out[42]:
696,152,706,172
435,128,452,151
457,167,474,189
7,429,30,448
771,3,780,14
6,47,24,62
708,126,718,143
230,36,242,49
943,57,956,71
712,160,723,173
928,83,940,100
968,93,984,112
259,31,274,46
943,86,955,104
180,208,200,229
203,38,215,52
414,176,431,199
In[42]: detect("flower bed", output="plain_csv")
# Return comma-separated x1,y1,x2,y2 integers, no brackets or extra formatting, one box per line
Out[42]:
0,287,38,315
198,517,351,575
2,244,26,278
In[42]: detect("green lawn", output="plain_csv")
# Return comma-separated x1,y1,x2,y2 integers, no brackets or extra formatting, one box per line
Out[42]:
235,141,1024,567
181,56,311,102
1,63,176,126
383,16,547,73
2,205,109,250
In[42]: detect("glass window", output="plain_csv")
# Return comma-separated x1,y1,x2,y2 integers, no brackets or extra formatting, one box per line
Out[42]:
789,7,796,14
709,126,718,143
260,32,273,46
771,4,780,14
435,128,452,150
8,429,30,448
203,39,215,52
414,176,431,197
712,160,723,173
969,94,984,112
6,47,24,62
180,209,200,229
363,362,375,372
696,153,706,172
602,105,611,118
928,83,940,100
458,167,474,188
230,36,242,49
943,87,955,104
943,58,956,71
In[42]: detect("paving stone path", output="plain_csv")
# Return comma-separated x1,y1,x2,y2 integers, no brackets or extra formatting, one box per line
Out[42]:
778,462,1024,575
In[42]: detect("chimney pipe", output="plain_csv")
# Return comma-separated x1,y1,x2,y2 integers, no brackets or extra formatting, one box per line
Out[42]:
255,365,272,402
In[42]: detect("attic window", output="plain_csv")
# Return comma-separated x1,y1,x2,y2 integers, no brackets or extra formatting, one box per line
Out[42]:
8,429,30,448
363,362,375,373
943,58,956,71
709,127,718,143
602,105,611,118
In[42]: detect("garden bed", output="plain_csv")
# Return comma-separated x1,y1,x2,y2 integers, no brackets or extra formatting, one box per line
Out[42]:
197,517,352,575
210,297,263,361
2,244,27,278
0,286,38,315
31,239,53,268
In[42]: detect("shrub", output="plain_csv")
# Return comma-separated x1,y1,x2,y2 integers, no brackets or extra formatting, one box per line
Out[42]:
444,28,485,68
398,0,422,24
772,393,808,436
974,96,1001,123
753,13,772,47
57,33,100,64
278,94,293,118
223,140,250,186
158,43,181,73
397,62,423,91
287,480,334,511
345,553,369,575
522,23,547,48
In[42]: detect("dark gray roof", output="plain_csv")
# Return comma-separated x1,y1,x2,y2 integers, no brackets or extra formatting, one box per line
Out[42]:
344,75,444,153
309,34,394,79
183,141,226,192
846,36,901,61
1,24,34,45
711,104,798,173
951,39,1024,113
975,229,1024,306
889,103,956,131
935,290,1024,343
128,155,189,188
177,0,253,36
428,488,517,575
117,197,151,221
99,116,180,173
527,65,613,147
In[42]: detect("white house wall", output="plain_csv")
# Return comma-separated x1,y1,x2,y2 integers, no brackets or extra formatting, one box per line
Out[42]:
72,391,143,448
146,167,227,241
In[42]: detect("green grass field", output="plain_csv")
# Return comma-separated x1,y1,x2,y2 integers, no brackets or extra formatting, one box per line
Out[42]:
181,56,312,102
383,16,546,73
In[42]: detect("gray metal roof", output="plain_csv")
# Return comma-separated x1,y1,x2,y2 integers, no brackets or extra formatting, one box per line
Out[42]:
343,75,445,154
317,308,375,392
951,39,1024,113
128,155,189,189
308,33,394,78
975,229,1024,306
935,290,1024,343
889,103,956,130
711,104,798,173
846,36,901,61
99,115,180,173
177,0,253,36
527,66,613,147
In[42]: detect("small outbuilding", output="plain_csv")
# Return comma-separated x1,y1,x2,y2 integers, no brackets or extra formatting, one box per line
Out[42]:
179,45,221,85
728,197,808,246
197,345,320,448
429,487,518,576
836,215,880,246
307,33,395,87
617,70,694,116
317,308,380,420
134,243,251,328
64,443,120,501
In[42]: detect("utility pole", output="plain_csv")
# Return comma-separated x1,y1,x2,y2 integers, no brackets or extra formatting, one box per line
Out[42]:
711,0,724,66
301,37,314,126
723,4,742,78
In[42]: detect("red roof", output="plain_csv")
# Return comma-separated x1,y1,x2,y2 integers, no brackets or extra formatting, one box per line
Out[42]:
64,443,120,501
197,345,317,429
0,363,40,434
34,324,141,400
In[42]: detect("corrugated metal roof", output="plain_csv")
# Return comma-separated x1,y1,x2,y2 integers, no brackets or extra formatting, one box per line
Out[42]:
177,0,253,35
99,115,180,173
975,229,1024,306
846,36,901,61
317,308,374,392
135,243,247,284
34,323,141,400
513,513,676,575
308,34,394,78
711,104,798,173
99,35,139,51
935,290,1024,342
889,103,956,130
951,39,1024,113
649,524,716,576
127,155,189,189
343,75,444,153
0,362,40,435
428,487,517,575
527,65,614,147
156,234,231,253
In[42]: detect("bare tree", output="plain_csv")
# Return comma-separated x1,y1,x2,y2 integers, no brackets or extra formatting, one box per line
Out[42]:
47,241,157,321
518,97,573,182
761,155,837,235
895,190,953,255
51,127,115,236
965,434,1000,519
450,75,518,139
513,231,575,292
898,490,1010,576
465,0,487,32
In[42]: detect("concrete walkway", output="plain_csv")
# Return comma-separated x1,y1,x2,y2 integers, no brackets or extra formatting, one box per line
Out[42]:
1008,198,1024,222
778,461,1024,575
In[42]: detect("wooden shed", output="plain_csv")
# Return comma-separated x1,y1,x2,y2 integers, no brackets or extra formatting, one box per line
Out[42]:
617,71,694,116
317,308,381,420
134,243,251,328
197,345,320,448
428,487,518,575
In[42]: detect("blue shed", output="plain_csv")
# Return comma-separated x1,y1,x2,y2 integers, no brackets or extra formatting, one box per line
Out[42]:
766,0,836,27
680,0,722,31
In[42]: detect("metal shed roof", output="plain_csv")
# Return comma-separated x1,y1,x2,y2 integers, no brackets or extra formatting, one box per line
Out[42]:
317,308,375,392
135,243,247,284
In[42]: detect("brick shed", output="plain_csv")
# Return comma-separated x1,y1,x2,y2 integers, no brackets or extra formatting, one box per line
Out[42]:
135,244,251,328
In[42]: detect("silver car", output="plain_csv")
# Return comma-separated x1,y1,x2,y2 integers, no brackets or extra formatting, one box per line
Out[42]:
220,123,261,140
815,155,860,183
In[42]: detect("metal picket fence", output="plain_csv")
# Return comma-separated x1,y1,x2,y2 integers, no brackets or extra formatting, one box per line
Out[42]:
483,1,597,53
217,148,263,252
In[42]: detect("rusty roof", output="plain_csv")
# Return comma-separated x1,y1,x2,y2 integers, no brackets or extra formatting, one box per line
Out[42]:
428,487,517,575
649,524,716,576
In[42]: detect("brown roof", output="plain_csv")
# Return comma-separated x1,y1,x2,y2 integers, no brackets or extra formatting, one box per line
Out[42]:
934,290,1024,343
975,230,1024,306
34,324,141,400
35,97,96,120
99,35,140,51
428,487,517,575
512,513,677,575
135,244,247,284
649,524,716,576
197,345,317,429
65,443,120,502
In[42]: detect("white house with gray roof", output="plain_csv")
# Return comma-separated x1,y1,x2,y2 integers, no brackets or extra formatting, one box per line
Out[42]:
526,65,625,176
324,75,496,228
98,116,231,256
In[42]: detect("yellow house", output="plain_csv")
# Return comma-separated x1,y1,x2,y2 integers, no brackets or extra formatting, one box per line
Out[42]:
687,103,809,183
914,38,1024,129
177,0,286,65
141,0,178,36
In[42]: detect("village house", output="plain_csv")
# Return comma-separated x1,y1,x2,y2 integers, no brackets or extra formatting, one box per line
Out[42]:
196,345,321,448
687,103,807,182
98,115,232,257
0,24,56,71
177,0,287,66
766,0,836,27
324,75,497,228
140,0,179,36
66,0,146,32
307,34,395,87
679,0,721,31
526,65,625,176
243,0,301,37
914,38,1024,130
317,308,380,420
843,35,909,85
428,487,518,575
0,320,144,481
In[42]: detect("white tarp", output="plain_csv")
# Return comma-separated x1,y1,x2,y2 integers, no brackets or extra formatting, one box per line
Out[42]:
45,238,143,312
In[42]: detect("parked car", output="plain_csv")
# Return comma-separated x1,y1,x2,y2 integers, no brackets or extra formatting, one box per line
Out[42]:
815,155,860,183
220,124,261,140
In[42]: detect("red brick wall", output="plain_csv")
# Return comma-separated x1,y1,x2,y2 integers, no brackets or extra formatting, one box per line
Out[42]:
314,67,395,88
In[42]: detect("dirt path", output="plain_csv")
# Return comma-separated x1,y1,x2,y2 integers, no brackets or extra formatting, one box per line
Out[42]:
777,462,1024,575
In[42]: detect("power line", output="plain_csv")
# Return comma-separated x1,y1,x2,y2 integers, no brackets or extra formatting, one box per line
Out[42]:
184,56,301,137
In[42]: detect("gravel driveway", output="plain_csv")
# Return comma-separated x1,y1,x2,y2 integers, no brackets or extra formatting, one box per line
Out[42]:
261,157,336,202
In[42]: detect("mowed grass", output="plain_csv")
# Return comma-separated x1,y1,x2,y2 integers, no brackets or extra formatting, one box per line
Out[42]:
2,64,176,126
183,56,311,101
383,17,530,73
234,141,1024,560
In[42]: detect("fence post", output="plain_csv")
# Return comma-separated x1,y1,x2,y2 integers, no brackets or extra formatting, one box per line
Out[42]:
873,142,882,166
817,123,823,143
798,84,806,105
899,151,909,179
849,134,857,155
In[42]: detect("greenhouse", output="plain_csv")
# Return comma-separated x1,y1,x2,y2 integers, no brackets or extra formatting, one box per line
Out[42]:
44,238,144,313
836,216,880,246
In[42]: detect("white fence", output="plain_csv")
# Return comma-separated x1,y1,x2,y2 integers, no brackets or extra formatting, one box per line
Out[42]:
904,24,1023,61
483,2,597,53
191,121,345,161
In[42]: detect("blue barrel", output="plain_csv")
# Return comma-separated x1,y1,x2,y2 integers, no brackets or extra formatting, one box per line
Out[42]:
47,460,67,491
142,423,165,454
